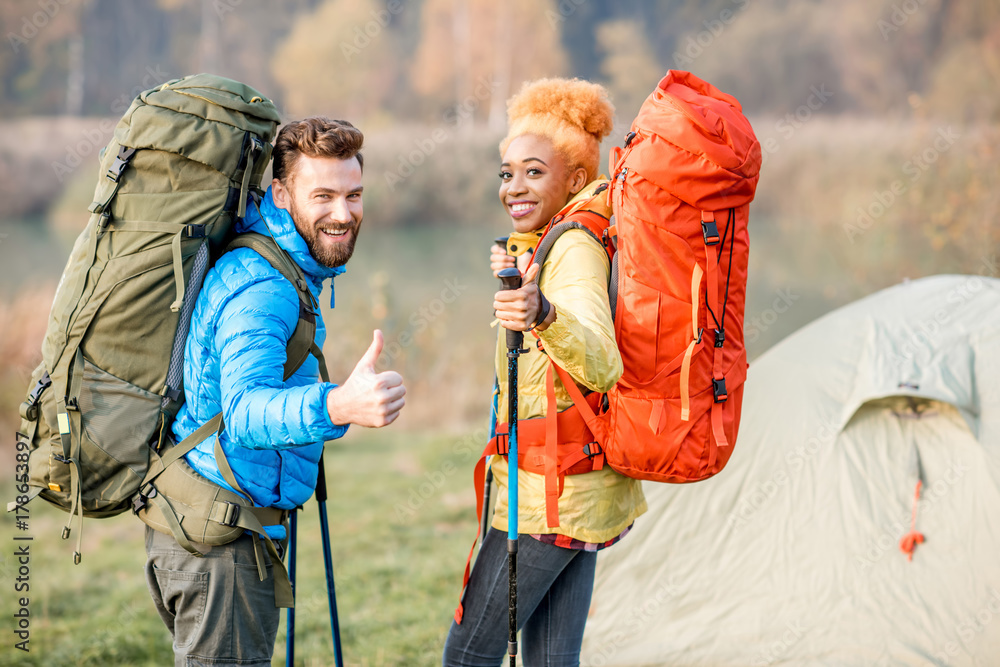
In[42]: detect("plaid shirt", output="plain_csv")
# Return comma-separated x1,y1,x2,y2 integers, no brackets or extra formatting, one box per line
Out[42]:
530,523,633,552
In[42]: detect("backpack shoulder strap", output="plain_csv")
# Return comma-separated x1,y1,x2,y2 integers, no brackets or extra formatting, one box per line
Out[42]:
531,181,613,272
157,232,323,479
530,212,610,273
224,232,319,382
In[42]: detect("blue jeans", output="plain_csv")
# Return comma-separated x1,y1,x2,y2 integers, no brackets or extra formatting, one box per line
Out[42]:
443,528,597,667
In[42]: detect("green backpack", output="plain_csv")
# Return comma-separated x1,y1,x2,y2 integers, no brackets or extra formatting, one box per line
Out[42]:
9,75,301,575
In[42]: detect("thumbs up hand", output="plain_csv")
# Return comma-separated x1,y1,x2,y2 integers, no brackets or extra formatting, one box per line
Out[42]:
326,330,406,427
493,264,555,332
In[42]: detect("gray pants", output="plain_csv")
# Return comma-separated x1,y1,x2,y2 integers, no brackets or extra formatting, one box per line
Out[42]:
144,526,281,667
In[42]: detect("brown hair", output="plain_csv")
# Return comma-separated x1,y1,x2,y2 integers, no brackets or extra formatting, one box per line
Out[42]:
500,78,615,183
272,117,364,183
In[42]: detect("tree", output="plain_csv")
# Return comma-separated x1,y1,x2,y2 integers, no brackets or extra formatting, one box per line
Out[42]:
0,0,84,115
596,18,662,121
271,0,401,121
409,0,568,130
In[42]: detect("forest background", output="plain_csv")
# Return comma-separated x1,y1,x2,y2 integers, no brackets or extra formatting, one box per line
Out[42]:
0,0,997,664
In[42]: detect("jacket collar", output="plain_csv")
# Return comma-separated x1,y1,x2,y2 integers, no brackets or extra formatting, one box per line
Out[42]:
237,187,346,289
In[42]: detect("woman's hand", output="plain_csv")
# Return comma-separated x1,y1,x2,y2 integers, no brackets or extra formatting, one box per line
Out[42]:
494,263,556,332
490,243,516,278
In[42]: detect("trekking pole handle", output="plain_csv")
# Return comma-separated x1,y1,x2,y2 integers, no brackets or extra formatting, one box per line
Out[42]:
494,236,509,253
497,267,523,351
498,266,521,292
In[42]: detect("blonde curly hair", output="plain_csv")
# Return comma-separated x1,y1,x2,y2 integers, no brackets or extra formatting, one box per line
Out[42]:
500,78,615,183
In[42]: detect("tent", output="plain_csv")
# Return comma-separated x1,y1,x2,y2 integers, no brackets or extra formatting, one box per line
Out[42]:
583,275,1000,666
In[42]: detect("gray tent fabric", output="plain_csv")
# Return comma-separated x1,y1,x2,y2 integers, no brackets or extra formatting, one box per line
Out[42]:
583,275,1000,666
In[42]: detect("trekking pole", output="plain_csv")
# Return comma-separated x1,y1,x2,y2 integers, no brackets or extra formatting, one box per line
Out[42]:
498,266,526,666
482,236,510,544
285,510,297,667
315,458,344,667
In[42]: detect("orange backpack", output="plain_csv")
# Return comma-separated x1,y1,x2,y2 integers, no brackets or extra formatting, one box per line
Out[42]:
529,70,761,489
455,72,760,622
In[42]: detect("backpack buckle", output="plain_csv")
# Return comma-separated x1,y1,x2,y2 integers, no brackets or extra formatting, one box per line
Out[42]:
97,210,112,234
714,329,725,348
219,502,241,527
20,371,51,422
583,442,604,458
712,377,728,403
132,484,157,514
492,431,510,457
702,220,720,246
106,146,137,183
602,223,619,251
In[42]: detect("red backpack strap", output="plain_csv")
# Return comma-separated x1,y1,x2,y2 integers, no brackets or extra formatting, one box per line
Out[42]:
550,361,606,472
533,332,609,526
543,363,561,527
548,357,607,444
531,211,612,271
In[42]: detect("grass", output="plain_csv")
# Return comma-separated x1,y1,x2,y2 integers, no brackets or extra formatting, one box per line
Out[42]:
0,428,483,666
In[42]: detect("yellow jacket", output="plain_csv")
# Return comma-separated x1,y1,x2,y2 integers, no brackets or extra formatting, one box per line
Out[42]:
489,200,646,543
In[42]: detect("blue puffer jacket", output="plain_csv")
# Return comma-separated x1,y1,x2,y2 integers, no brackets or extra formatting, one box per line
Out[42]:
172,187,348,539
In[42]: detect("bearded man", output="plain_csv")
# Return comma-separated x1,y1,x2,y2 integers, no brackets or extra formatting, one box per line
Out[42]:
144,117,405,666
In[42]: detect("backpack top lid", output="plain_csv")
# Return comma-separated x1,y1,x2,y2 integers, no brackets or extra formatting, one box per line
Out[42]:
627,70,762,212
114,73,282,178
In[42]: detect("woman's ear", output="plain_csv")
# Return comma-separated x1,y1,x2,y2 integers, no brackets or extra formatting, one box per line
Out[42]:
568,166,589,195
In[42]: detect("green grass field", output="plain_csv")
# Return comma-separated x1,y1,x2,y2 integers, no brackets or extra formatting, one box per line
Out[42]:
0,428,484,666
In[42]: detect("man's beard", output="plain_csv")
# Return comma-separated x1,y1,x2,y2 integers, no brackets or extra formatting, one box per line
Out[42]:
288,198,360,268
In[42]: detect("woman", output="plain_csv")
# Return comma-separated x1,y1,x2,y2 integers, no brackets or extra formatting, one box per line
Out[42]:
443,78,647,666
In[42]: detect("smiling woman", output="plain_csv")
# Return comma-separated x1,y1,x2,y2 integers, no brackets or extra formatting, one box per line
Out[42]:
499,136,585,235
444,78,646,666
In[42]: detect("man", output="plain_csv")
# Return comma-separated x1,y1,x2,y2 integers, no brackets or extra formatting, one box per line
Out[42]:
144,117,405,666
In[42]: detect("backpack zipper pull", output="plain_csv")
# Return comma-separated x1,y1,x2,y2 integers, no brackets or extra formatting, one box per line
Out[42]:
616,168,628,211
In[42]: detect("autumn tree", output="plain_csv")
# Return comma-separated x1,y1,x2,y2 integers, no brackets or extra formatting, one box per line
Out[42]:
596,18,663,121
0,0,86,115
271,0,401,121
410,0,568,131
